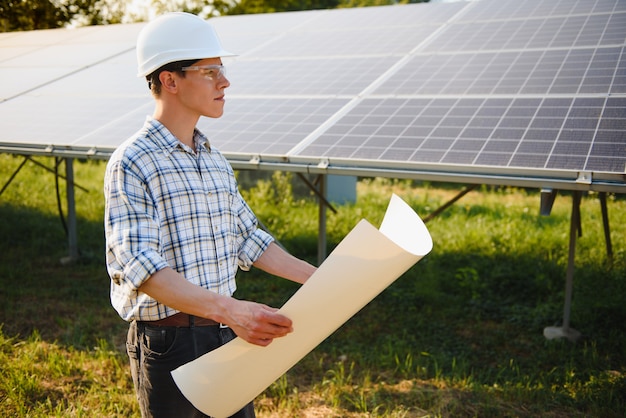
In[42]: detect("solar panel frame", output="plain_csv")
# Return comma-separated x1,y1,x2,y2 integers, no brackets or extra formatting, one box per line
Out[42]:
0,0,625,193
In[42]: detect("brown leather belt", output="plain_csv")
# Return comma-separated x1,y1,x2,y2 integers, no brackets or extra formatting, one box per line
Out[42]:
143,312,222,327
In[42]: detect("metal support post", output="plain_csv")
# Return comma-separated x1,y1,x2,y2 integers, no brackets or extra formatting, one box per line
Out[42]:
317,174,327,265
293,173,336,265
61,157,80,264
544,191,582,342
599,192,613,262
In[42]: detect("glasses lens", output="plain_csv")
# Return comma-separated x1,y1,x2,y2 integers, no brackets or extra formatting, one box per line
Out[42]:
181,65,225,80
201,66,225,79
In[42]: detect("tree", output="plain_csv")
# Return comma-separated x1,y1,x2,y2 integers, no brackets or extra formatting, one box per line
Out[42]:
227,0,340,15
0,0,139,32
0,0,429,33
0,0,71,32
147,0,233,19
338,0,416,7
68,0,132,25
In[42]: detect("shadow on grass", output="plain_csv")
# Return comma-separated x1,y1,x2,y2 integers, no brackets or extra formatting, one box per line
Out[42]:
2,199,625,416
4,197,625,358
0,203,127,351
238,234,626,416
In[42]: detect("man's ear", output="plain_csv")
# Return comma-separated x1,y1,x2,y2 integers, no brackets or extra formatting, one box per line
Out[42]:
159,71,178,93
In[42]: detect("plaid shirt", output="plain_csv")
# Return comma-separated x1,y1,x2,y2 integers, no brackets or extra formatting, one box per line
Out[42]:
104,118,273,321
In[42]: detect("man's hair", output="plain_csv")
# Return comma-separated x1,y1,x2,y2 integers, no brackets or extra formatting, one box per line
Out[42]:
146,59,199,96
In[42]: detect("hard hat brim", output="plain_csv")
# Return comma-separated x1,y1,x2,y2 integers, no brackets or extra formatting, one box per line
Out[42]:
137,49,237,78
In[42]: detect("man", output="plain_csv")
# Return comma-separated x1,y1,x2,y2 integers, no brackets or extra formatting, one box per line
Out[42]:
104,12,317,418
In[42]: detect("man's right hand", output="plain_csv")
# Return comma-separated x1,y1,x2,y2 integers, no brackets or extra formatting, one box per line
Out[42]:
221,300,293,346
138,268,294,347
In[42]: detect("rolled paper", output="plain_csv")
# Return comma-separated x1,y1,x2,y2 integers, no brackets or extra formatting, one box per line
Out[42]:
171,194,433,417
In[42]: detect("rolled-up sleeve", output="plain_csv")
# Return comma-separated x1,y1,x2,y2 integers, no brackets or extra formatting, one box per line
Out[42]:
234,190,274,271
105,155,168,291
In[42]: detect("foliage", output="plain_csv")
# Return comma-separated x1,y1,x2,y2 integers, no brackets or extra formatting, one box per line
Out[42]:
0,0,71,31
1,0,430,32
138,0,234,19
338,0,417,8
0,332,136,416
240,174,626,417
223,0,428,15
0,155,625,417
227,0,339,15
0,0,134,31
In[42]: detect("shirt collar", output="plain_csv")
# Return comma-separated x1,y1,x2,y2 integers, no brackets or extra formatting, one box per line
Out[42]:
195,130,212,153
145,117,211,154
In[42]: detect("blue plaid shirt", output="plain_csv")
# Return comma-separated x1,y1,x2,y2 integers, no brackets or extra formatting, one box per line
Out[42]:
104,118,273,321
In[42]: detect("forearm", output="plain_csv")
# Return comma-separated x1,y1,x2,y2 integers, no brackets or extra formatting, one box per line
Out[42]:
137,267,232,322
253,242,317,284
137,266,294,346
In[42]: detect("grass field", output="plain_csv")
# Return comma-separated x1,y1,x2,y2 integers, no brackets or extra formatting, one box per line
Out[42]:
1,154,625,417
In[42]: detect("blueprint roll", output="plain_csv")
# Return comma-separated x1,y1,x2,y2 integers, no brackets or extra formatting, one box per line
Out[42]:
171,193,433,418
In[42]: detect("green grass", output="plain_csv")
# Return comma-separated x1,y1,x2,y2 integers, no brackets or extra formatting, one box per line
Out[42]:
1,154,625,417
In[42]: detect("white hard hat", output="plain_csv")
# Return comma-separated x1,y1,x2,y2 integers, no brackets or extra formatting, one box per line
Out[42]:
136,12,236,77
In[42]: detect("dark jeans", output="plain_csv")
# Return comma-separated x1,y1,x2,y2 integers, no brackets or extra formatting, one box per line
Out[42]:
127,320,255,418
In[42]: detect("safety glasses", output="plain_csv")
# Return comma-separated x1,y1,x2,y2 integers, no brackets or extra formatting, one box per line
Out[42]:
181,64,226,80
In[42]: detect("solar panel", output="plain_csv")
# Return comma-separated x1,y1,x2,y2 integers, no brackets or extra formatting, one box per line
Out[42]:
457,0,624,21
197,97,350,156
424,13,626,52
297,94,624,177
0,23,141,101
283,0,626,189
377,46,625,95
0,0,624,192
226,57,395,96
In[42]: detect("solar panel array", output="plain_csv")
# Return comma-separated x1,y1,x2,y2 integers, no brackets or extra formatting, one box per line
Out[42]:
0,0,625,191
